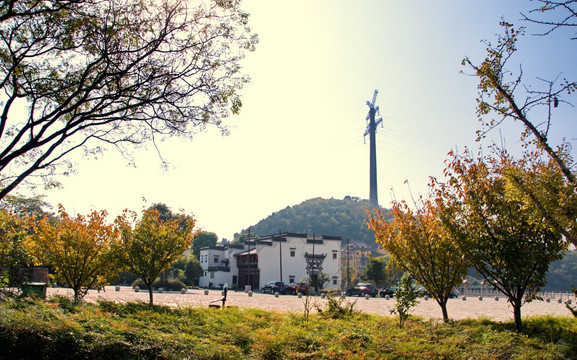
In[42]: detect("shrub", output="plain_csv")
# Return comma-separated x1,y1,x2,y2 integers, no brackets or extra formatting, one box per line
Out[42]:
131,278,186,291
316,293,359,319
391,273,419,328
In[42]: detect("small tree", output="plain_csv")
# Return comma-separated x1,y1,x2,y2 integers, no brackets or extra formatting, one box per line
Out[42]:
439,149,568,331
170,254,203,286
31,205,120,302
312,271,330,292
116,207,196,305
391,273,419,328
367,196,469,322
0,209,33,292
363,257,386,288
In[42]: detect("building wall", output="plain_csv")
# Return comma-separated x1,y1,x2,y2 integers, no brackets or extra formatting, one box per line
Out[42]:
199,233,342,291
198,245,244,288
256,234,341,290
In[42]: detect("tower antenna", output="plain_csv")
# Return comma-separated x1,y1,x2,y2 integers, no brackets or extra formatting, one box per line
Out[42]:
363,89,383,207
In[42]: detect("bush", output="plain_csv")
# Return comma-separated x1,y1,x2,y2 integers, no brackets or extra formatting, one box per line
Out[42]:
131,278,186,291
316,293,359,319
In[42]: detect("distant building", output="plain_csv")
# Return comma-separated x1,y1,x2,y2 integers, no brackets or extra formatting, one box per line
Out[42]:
198,232,342,291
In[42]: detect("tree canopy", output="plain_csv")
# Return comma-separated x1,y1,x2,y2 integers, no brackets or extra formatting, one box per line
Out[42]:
367,197,469,322
0,0,257,199
437,149,568,331
115,207,196,305
30,205,120,302
191,231,218,257
463,7,577,247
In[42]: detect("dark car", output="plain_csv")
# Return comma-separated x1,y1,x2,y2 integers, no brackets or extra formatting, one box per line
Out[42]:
346,283,378,297
379,287,395,298
285,282,309,295
262,281,286,294
449,288,460,299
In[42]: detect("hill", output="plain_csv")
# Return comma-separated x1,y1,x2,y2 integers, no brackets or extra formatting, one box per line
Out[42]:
237,197,389,247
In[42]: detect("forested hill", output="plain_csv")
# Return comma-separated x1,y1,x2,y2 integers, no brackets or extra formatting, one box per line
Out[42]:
237,197,390,247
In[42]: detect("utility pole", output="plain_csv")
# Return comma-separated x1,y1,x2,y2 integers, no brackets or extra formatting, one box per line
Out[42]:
247,227,252,290
346,237,350,290
312,233,316,293
278,230,283,282
364,89,383,208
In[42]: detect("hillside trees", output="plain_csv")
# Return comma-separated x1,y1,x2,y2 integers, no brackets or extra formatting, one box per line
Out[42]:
30,205,120,302
436,150,568,331
115,207,196,305
0,0,257,199
367,197,469,322
243,197,384,246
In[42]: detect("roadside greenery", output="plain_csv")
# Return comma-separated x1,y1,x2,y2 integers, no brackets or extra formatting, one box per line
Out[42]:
390,273,419,328
0,297,575,359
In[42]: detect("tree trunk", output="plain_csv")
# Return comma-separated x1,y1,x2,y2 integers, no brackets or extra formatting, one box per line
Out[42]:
513,302,523,332
440,301,449,322
146,282,154,305
73,286,82,303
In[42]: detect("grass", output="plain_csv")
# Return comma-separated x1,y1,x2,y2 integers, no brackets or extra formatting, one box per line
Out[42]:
0,295,575,359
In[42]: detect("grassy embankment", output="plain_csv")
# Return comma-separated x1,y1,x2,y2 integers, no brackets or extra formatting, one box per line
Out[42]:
0,295,576,359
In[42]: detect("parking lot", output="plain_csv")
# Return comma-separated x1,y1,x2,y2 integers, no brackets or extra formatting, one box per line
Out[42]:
47,286,574,321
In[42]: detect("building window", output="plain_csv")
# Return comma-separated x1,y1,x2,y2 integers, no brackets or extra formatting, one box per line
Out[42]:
332,277,338,285
289,276,295,283
332,251,338,260
290,248,296,257
213,255,219,263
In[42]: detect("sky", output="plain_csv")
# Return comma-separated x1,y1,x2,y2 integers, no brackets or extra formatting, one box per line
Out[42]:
42,0,577,240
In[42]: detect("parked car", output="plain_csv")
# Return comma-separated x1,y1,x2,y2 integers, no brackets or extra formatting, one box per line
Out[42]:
285,282,309,295
262,281,286,294
416,285,430,297
379,287,395,298
346,283,378,297
449,288,460,299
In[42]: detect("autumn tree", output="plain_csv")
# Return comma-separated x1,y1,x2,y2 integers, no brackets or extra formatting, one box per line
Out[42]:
463,20,577,247
0,0,257,199
30,205,120,302
0,209,33,290
521,1,577,39
116,207,196,305
437,149,568,331
367,197,469,322
502,148,577,245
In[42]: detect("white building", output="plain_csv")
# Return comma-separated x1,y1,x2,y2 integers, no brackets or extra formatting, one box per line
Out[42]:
198,232,342,291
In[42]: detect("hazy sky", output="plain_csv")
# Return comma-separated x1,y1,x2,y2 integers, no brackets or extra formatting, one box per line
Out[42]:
43,1,577,240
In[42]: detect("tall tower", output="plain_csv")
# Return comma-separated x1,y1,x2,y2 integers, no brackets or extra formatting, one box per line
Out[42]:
364,90,382,207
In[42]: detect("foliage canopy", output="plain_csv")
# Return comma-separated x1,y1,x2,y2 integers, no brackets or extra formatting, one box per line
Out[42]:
116,207,196,305
30,204,120,301
0,0,257,199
